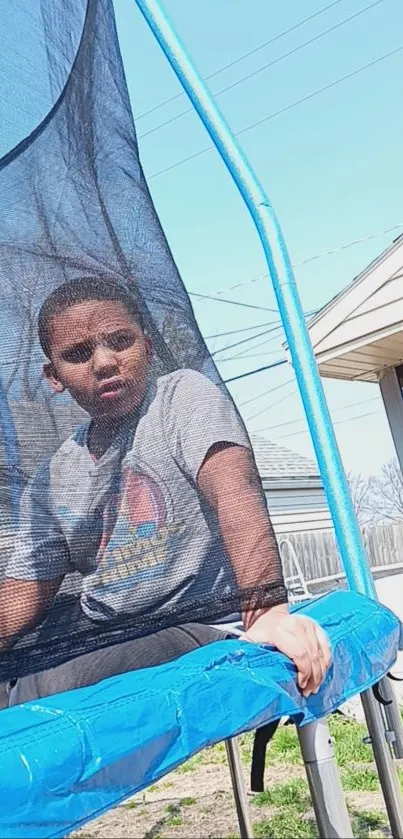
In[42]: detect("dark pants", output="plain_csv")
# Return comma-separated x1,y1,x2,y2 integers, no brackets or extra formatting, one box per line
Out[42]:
5,622,227,707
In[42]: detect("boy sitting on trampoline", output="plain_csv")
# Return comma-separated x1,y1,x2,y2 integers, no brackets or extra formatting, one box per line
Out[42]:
0,277,330,705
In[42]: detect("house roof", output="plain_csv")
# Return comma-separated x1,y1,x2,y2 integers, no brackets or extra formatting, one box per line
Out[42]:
306,234,403,381
250,434,320,482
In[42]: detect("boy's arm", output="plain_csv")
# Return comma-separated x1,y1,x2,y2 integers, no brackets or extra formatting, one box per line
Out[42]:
197,442,331,697
1,462,72,651
0,576,63,651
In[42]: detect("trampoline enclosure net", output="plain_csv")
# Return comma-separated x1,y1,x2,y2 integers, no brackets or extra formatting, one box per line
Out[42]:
0,0,286,685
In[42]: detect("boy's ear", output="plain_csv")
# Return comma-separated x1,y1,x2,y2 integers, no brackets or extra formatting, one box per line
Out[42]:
43,362,65,394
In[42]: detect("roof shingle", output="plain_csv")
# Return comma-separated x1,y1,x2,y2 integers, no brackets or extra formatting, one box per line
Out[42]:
250,434,319,480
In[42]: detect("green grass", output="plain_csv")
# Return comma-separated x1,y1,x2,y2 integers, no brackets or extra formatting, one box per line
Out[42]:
251,808,388,839
350,809,388,838
260,715,372,769
254,811,317,838
254,778,310,809
265,724,304,766
329,715,371,766
177,732,254,772
165,815,183,827
341,766,380,792
120,714,395,839
176,751,206,773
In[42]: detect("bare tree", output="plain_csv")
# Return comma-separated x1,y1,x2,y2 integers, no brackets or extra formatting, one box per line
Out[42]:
348,472,372,526
366,459,403,523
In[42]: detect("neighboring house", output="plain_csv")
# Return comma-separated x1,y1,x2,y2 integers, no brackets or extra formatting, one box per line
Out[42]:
306,233,403,382
250,434,331,535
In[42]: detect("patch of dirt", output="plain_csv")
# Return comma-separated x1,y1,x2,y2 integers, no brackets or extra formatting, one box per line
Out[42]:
71,763,303,838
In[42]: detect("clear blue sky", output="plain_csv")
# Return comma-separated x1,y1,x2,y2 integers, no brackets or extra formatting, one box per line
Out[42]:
113,0,403,476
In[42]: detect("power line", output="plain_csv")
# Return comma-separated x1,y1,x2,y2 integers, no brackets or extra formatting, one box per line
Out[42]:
275,409,378,440
224,358,287,383
193,274,319,317
212,325,282,358
190,291,278,312
253,396,380,432
139,0,384,141
211,308,314,362
192,224,403,302
208,311,315,360
223,349,284,362
246,385,297,421
296,224,403,267
238,377,294,407
149,43,403,181
204,320,275,340
218,333,285,361
136,0,347,121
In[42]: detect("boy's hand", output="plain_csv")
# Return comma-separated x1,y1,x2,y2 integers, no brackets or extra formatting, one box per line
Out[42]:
241,604,331,697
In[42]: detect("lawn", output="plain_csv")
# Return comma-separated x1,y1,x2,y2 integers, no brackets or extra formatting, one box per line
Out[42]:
74,714,401,838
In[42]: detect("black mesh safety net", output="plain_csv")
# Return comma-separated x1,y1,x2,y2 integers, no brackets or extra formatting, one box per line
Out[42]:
0,0,287,694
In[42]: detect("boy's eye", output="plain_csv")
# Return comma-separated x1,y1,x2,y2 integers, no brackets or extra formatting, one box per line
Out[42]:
62,343,93,364
104,331,135,352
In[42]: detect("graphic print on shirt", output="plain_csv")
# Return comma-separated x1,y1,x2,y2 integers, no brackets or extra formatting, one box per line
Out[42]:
92,457,184,594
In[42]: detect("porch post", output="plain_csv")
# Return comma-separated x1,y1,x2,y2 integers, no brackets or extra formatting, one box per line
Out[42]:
377,365,403,759
379,366,403,473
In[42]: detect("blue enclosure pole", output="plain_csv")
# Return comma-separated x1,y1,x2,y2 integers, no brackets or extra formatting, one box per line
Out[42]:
134,0,375,598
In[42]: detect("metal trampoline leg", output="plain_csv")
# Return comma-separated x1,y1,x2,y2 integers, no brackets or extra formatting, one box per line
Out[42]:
297,718,353,838
378,677,403,759
361,688,403,839
225,738,254,839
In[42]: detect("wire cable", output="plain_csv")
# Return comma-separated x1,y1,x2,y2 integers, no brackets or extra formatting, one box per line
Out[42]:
253,395,380,432
149,44,403,180
212,323,285,357
224,358,287,383
138,0,385,141
190,290,279,312
238,377,294,407
136,0,347,120
246,385,297,421
275,408,379,439
204,320,276,340
193,224,403,301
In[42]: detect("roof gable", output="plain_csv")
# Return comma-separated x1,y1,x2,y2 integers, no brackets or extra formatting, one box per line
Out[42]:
308,235,403,361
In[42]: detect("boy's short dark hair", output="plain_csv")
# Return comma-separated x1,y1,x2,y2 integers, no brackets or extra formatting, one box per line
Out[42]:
38,277,144,358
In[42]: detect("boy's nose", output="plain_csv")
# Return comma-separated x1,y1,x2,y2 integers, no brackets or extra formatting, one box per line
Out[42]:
92,345,119,378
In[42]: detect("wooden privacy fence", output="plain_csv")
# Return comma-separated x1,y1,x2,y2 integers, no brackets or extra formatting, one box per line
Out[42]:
280,522,403,590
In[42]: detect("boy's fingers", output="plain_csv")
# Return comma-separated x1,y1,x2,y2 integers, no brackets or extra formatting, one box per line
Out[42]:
315,623,332,669
301,621,331,695
292,619,330,696
302,621,323,695
289,627,314,693
240,612,331,699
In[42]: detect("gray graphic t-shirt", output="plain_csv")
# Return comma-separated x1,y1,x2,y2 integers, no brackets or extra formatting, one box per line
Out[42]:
6,370,250,623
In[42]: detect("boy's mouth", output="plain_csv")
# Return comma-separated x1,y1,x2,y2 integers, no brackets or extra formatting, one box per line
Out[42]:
98,378,126,400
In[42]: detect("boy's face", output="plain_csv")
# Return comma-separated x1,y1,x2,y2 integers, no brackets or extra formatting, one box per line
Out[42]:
43,300,153,422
